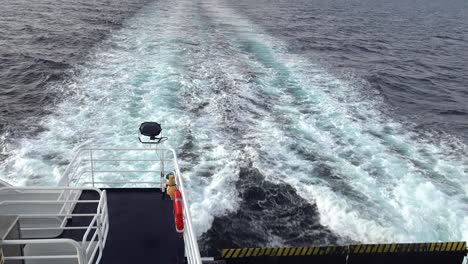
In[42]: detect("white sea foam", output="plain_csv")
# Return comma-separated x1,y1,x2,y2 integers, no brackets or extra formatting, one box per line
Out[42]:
0,0,467,244
0,0,243,236
205,0,468,243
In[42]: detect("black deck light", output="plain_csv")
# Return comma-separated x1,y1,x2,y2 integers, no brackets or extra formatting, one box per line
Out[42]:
138,122,168,144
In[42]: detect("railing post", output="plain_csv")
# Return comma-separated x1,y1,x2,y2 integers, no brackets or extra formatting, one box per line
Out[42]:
96,214,104,260
90,150,95,187
79,246,86,264
161,149,165,177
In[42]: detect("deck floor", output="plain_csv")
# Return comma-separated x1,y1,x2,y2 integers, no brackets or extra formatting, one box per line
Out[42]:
65,188,185,264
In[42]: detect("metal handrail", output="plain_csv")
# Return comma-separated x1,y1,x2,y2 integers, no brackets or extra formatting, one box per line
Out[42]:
172,150,203,264
2,239,85,263
82,190,108,264
63,148,176,187
61,147,203,264
0,187,108,264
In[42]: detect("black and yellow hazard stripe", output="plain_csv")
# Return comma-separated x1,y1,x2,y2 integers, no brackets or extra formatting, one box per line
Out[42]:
221,245,347,259
349,242,467,255
220,241,467,259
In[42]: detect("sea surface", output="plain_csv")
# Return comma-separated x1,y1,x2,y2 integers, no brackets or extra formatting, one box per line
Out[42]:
1,0,467,255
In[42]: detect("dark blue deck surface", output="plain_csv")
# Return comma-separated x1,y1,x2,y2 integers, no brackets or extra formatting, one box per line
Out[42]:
66,188,185,264
61,189,468,264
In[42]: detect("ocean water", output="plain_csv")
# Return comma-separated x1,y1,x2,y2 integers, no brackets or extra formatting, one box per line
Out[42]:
1,0,467,255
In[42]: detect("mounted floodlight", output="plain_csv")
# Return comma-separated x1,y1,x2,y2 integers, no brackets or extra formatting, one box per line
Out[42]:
138,122,168,144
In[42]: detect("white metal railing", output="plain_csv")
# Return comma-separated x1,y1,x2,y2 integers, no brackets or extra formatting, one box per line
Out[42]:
0,187,109,264
60,148,177,188
2,239,85,263
60,147,202,264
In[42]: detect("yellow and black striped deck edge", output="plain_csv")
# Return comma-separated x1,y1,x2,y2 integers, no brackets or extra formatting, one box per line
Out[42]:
221,242,467,258
218,242,467,264
221,246,347,258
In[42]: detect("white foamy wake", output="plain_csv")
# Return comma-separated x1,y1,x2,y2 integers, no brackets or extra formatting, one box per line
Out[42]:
204,0,468,243
0,0,467,244
0,0,245,236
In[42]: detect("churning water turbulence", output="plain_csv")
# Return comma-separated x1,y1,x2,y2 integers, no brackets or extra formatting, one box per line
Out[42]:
0,0,467,254
0,0,152,140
